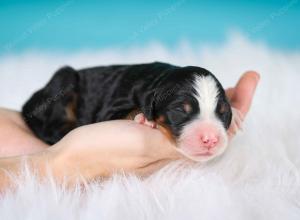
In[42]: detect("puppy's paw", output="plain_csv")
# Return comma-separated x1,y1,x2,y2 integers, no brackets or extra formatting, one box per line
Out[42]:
134,113,157,128
228,107,244,139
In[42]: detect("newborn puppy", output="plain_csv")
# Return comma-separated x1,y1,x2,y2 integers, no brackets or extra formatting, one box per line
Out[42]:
22,62,239,162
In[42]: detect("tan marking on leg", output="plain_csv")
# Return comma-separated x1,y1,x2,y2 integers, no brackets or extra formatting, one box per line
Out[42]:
62,93,78,132
156,122,176,144
65,93,77,123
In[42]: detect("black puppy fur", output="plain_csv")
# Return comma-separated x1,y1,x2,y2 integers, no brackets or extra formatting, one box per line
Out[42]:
22,62,232,145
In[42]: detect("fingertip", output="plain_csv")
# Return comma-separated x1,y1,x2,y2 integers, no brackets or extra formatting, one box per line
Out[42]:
225,87,234,99
236,70,260,94
230,70,260,117
242,71,260,83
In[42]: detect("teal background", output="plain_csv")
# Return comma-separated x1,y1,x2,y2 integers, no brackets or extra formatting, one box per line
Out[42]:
0,0,299,54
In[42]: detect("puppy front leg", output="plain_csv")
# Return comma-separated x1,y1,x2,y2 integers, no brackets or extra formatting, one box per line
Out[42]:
134,113,157,128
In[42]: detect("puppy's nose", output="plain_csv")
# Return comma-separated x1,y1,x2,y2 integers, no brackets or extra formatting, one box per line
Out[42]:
200,133,219,149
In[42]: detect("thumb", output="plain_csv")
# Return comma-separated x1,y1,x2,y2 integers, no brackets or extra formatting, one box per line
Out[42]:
230,71,260,116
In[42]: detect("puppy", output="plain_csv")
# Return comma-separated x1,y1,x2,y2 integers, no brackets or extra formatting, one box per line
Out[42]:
22,62,240,162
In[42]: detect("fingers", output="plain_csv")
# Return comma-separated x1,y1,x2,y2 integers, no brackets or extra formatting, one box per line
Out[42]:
229,71,260,117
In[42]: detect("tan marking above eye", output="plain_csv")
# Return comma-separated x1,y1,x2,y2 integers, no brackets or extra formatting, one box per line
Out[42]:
183,103,192,113
219,103,229,114
157,115,166,123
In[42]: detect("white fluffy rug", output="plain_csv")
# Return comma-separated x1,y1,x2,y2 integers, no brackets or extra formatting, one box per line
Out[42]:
0,33,300,220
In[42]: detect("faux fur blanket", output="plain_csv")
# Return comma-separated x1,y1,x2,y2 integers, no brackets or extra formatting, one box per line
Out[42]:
0,33,299,220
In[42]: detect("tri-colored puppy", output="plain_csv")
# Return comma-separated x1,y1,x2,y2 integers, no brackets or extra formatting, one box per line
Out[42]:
22,62,240,162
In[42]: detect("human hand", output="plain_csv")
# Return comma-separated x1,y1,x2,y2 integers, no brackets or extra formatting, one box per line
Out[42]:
225,71,260,139
52,119,181,181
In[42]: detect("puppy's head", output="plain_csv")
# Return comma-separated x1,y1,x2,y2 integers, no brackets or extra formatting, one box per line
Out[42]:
151,66,232,162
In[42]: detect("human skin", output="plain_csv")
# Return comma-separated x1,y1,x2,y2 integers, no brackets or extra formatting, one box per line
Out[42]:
0,71,260,191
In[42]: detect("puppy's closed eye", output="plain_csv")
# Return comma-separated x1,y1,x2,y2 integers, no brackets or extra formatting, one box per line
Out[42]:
183,103,192,113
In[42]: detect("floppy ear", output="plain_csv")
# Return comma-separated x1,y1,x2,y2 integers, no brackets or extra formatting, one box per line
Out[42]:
143,83,175,121
142,90,156,121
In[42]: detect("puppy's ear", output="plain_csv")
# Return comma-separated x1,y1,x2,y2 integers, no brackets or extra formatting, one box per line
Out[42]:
143,90,156,121
143,85,172,121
